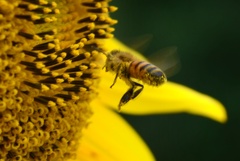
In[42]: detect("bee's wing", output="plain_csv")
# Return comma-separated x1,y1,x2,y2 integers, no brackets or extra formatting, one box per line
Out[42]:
127,34,153,53
148,46,181,77
125,35,180,77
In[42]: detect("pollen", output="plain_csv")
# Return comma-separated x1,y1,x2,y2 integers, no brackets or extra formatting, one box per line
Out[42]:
0,0,117,160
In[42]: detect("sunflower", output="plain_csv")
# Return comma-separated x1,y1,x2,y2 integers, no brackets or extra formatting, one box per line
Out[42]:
0,0,226,160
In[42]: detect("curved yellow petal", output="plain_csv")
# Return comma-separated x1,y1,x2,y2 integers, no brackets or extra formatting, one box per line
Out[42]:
99,38,227,123
73,103,155,161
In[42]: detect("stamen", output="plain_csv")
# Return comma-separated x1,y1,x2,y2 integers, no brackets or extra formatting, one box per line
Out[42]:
0,0,117,160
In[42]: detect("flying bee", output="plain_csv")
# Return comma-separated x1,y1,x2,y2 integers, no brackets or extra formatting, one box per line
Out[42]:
104,50,167,110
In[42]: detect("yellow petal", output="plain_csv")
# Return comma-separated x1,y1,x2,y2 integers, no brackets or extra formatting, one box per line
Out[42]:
73,103,155,161
99,38,227,123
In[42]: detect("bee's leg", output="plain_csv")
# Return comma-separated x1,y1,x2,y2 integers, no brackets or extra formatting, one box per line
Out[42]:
118,81,144,111
110,65,122,88
102,64,106,70
131,81,144,99
118,87,134,110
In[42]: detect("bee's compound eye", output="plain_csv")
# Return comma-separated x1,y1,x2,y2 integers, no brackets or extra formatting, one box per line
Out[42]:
110,63,115,70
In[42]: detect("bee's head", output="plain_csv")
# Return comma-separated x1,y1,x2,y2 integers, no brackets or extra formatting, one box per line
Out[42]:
104,50,122,72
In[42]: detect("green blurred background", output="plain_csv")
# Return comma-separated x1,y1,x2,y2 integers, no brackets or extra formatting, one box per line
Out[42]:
110,0,240,161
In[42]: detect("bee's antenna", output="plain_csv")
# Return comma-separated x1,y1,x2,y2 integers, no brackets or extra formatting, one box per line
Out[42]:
89,45,108,57
102,64,106,70
101,51,107,56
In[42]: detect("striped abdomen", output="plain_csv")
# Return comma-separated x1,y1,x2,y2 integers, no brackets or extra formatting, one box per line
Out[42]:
128,61,166,86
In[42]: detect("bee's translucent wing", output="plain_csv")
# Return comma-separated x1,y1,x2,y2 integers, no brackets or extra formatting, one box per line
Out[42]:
123,34,180,77
148,46,180,77
126,34,153,53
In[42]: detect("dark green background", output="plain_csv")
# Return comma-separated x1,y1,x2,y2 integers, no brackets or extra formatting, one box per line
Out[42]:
110,1,240,161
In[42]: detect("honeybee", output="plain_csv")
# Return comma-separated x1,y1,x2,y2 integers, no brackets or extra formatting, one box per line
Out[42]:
104,50,167,110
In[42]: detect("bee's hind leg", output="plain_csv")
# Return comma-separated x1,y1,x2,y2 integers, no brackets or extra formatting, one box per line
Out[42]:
131,81,144,99
118,81,144,111
118,87,134,111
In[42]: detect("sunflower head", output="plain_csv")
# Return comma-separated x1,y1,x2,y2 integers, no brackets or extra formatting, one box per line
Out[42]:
0,0,117,160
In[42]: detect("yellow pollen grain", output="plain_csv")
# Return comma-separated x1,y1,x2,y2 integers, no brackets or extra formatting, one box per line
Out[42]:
58,102,66,107
51,71,59,77
101,7,108,13
28,4,38,10
44,35,54,40
84,52,91,58
33,35,42,40
90,14,97,21
55,44,61,51
107,27,115,32
56,78,64,84
14,66,22,73
39,0,48,5
54,39,60,44
67,77,74,82
36,62,45,69
65,60,72,65
48,101,56,107
72,95,79,100
90,62,97,68
63,74,70,79
84,80,92,86
98,15,106,21
87,33,95,39
52,17,57,21
88,23,95,30
78,42,84,48
50,84,59,90
51,54,57,60
91,50,99,57
76,72,83,77
80,38,88,43
80,65,88,70
51,2,57,7
43,8,52,14
71,50,80,56
105,33,114,38
98,29,106,35
54,9,60,14
70,44,79,50
106,18,118,25
38,53,47,59
56,98,64,104
41,67,50,74
44,17,52,23
52,29,57,34
79,87,87,92
48,43,56,49
60,52,67,58
41,84,50,92
57,57,63,62
95,2,102,8
31,15,41,21
109,6,118,12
